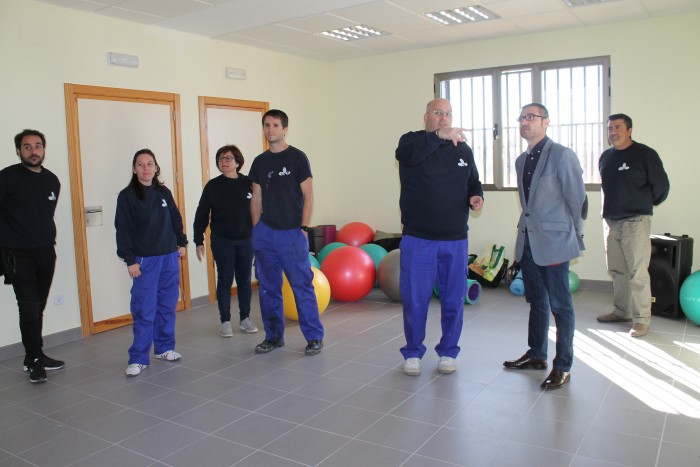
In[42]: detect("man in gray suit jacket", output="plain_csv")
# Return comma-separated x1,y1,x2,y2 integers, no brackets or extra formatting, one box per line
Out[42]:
503,103,586,390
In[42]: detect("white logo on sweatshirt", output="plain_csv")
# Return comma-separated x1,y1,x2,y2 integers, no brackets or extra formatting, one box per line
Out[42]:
247,192,252,199
279,167,291,176
618,163,630,171
161,198,167,207
48,191,56,201
458,159,468,167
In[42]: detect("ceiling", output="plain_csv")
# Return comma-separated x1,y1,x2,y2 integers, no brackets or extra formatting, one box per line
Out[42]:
35,0,700,62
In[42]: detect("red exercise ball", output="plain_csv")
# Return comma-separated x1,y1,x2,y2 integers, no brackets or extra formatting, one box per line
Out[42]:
336,222,374,247
321,246,376,302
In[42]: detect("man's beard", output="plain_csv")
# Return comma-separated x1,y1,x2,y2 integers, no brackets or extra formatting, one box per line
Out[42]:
20,155,44,168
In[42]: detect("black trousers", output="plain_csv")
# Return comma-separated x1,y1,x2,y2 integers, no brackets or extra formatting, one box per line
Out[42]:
1,246,56,360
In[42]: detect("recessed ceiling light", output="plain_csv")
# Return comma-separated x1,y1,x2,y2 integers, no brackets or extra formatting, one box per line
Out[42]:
317,24,389,42
561,0,622,6
425,5,500,26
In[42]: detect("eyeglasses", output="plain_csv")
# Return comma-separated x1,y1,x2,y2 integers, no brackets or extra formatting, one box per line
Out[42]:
219,156,235,162
516,114,547,122
432,110,452,118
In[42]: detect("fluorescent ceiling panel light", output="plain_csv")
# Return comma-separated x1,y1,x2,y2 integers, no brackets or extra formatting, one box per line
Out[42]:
425,5,500,26
561,0,622,6
317,24,389,42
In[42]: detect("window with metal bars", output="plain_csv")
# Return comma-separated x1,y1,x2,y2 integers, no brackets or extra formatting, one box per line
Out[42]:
435,56,610,189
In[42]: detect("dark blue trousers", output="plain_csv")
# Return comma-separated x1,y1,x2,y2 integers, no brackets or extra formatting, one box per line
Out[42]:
211,241,253,323
399,235,468,359
128,252,180,365
520,235,575,372
253,222,324,342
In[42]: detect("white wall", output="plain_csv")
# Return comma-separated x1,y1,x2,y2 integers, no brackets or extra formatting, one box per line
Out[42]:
1,0,698,351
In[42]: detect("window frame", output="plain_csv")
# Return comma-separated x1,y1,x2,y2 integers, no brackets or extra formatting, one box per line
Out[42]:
435,56,610,191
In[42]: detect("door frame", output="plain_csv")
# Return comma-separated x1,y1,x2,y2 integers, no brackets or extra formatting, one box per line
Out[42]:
197,96,268,303
64,83,191,336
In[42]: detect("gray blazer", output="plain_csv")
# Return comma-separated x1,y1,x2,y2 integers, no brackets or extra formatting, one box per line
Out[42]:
515,138,586,266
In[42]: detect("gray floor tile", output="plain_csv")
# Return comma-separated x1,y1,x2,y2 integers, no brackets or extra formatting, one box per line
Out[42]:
177,373,245,399
0,416,70,454
253,367,319,392
591,404,665,439
356,414,440,452
213,412,296,448
318,439,410,466
293,376,364,402
303,403,383,437
324,360,392,385
417,427,504,466
16,386,91,415
162,435,254,467
262,425,349,465
170,400,249,433
232,450,308,466
487,440,574,466
256,393,332,424
339,384,411,413
577,428,660,467
101,380,172,406
21,429,111,466
508,414,589,453
81,408,164,443
657,440,700,467
46,397,125,428
214,382,287,411
389,393,463,425
0,405,40,433
71,445,155,467
132,390,208,419
118,420,205,460
403,454,465,466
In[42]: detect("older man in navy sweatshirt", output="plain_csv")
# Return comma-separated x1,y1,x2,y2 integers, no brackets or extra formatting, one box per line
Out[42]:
395,98,484,376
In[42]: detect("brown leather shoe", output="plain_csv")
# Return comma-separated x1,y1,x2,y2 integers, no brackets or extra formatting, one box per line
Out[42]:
541,369,570,389
503,353,548,370
596,312,632,323
629,323,649,337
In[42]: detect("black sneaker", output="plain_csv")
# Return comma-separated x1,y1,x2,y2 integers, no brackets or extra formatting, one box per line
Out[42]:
305,340,323,356
23,353,65,372
28,358,47,384
255,339,284,354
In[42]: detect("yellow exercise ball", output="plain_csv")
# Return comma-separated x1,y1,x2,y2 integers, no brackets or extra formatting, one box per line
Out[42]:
282,267,331,321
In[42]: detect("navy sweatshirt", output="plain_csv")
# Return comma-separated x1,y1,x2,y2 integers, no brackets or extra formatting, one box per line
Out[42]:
115,184,187,266
192,174,253,246
0,164,60,249
599,142,669,220
396,130,483,240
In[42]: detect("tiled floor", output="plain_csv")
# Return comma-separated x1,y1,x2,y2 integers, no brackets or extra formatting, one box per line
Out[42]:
2,286,700,466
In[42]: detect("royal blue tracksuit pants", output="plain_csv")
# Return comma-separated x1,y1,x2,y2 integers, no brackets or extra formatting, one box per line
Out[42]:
253,221,324,343
399,235,468,360
128,252,180,365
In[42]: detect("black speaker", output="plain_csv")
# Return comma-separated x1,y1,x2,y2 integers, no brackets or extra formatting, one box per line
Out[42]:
649,233,694,318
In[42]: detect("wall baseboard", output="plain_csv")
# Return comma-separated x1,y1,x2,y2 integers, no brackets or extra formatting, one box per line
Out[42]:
0,327,83,362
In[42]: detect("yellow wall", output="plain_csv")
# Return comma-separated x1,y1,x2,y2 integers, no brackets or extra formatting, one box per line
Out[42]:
1,0,698,349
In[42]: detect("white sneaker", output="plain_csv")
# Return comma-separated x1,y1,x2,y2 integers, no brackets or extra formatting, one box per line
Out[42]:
404,358,421,376
239,317,259,333
438,356,456,374
125,363,147,377
154,350,181,361
220,321,234,337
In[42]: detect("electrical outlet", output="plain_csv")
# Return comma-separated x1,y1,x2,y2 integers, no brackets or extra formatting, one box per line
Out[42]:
54,294,64,305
